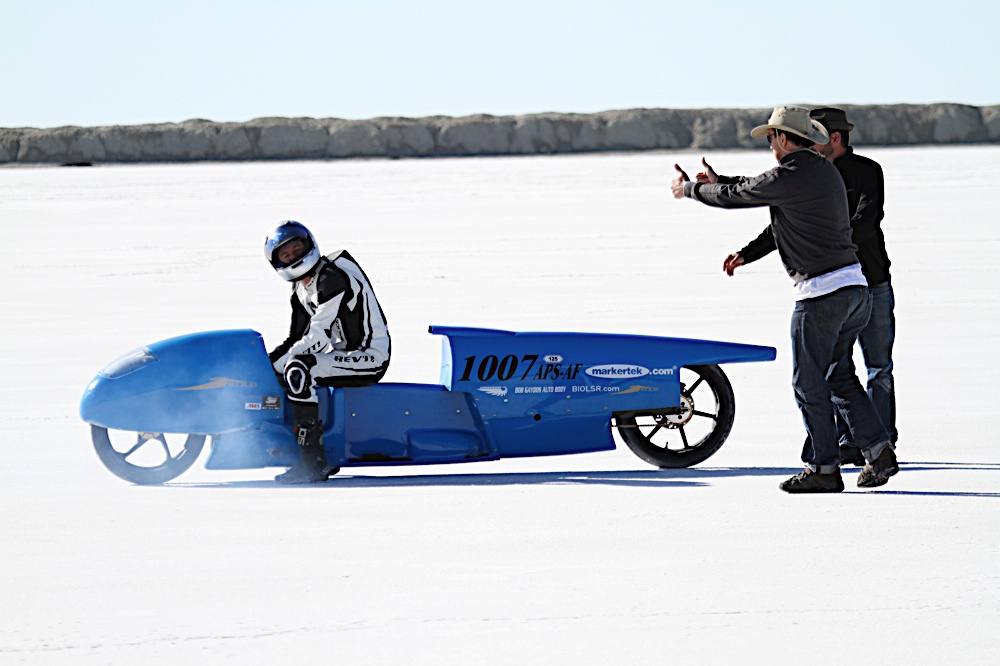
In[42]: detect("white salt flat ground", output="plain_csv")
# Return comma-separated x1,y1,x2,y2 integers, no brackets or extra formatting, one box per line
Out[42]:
1,146,998,664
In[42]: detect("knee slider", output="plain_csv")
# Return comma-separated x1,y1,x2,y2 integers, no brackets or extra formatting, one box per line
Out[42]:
283,355,317,401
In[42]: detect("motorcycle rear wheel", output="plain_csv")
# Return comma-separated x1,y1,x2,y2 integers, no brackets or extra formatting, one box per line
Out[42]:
91,425,206,484
615,364,735,468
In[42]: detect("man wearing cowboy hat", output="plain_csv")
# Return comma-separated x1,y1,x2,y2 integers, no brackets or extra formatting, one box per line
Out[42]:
700,108,898,467
670,105,896,493
809,108,897,465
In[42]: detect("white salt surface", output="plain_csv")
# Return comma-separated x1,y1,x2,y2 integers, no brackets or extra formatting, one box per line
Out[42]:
1,146,998,664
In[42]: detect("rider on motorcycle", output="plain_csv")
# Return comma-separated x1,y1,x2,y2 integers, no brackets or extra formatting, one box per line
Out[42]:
264,221,391,483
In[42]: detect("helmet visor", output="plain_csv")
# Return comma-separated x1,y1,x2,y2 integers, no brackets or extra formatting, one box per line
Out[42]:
271,237,313,268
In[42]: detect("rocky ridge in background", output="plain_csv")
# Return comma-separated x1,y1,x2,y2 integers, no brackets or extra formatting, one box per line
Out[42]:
1,104,997,165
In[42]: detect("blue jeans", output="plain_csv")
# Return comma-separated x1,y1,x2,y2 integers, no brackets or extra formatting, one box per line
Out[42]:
791,287,891,473
838,281,897,448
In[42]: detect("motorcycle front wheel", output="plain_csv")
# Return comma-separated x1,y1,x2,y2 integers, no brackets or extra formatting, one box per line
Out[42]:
91,425,206,484
615,364,735,468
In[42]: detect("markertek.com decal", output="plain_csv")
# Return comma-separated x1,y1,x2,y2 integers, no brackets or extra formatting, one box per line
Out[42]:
585,364,650,379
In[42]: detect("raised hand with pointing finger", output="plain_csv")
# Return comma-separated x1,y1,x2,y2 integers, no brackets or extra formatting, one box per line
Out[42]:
696,157,719,184
670,163,690,199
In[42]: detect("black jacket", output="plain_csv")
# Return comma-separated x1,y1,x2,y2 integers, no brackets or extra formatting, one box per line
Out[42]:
686,149,857,283
268,250,391,374
733,148,891,285
834,148,891,285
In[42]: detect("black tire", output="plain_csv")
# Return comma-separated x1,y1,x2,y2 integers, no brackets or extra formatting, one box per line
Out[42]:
91,425,206,484
615,364,735,468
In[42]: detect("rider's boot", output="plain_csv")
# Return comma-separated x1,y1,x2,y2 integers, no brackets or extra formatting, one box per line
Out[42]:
275,417,334,484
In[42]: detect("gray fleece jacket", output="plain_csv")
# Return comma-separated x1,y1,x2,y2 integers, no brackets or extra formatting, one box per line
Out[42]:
683,149,858,283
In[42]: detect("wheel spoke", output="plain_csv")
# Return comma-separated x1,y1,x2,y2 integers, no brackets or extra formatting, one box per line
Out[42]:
692,410,718,421
646,423,665,440
153,436,174,460
122,438,147,459
678,426,691,450
687,376,705,393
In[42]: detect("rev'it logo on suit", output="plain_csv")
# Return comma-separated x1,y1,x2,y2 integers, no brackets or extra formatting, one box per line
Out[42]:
177,377,259,391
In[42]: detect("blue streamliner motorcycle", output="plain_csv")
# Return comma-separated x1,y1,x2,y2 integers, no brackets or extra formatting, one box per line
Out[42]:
80,326,776,484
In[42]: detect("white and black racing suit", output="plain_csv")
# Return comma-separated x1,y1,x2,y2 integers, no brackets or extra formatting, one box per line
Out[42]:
269,250,390,408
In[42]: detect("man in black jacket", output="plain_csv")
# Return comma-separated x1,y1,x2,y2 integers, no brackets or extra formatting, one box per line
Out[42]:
809,108,896,464
671,105,896,492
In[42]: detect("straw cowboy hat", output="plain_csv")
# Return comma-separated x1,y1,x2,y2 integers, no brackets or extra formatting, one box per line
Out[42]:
750,105,830,145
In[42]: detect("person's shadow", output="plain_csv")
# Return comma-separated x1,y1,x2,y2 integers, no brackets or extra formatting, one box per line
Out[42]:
174,461,1000,496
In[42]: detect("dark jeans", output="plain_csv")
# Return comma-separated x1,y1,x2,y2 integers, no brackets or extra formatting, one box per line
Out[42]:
791,287,891,473
839,281,897,447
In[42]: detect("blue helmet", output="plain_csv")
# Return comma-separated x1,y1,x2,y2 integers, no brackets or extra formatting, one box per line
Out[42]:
264,221,322,281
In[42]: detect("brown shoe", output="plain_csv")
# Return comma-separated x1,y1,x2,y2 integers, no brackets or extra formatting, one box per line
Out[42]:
779,468,845,493
857,447,899,488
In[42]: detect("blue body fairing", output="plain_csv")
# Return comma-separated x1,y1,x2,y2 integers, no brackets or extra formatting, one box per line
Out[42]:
432,325,775,459
80,326,776,472
80,330,285,434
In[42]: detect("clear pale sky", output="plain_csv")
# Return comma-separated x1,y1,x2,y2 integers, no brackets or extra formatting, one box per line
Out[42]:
5,0,997,129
